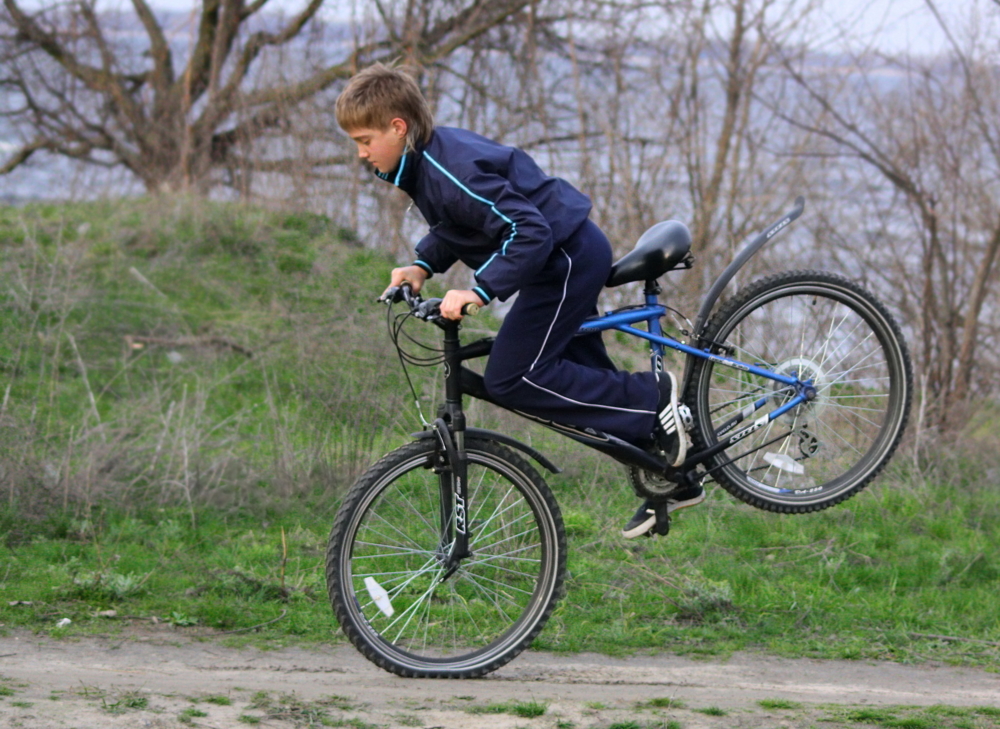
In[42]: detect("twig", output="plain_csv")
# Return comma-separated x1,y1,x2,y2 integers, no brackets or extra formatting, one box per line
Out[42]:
0,382,10,419
280,526,287,595
910,632,1000,648
124,334,253,358
66,333,106,443
217,609,288,634
128,266,167,297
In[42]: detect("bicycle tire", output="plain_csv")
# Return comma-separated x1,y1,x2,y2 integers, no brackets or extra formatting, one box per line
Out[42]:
686,270,912,513
326,436,566,678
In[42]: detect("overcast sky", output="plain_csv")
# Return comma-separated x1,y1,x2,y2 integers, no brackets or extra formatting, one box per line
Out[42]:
125,0,958,54
11,0,989,55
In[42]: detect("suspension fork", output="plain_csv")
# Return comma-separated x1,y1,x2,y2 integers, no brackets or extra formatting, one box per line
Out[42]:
434,319,471,579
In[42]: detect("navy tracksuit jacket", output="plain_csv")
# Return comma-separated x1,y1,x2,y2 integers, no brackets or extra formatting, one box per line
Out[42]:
377,126,660,443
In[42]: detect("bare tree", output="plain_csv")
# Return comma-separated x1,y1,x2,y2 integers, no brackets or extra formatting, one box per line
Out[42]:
0,0,539,194
772,0,1000,425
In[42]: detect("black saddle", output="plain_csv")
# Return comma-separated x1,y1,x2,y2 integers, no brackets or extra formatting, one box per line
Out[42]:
606,220,693,287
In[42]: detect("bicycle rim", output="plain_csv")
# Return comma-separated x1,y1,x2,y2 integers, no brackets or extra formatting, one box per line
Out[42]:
328,438,564,677
692,272,910,511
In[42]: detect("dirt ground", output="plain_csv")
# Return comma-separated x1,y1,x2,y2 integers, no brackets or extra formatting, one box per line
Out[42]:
1,626,998,729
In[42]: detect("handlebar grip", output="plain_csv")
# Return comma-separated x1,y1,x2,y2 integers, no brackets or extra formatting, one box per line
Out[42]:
462,303,480,317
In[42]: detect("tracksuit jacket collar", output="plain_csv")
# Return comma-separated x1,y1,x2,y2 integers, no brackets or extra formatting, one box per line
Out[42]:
373,147,421,193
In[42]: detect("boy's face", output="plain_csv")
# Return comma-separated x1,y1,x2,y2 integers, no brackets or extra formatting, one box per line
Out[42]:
347,117,408,173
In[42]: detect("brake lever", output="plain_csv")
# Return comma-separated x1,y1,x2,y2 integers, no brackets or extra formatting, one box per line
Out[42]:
415,298,443,320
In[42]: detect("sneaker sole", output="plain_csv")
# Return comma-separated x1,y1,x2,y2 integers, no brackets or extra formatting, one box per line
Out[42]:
667,491,705,512
622,512,656,539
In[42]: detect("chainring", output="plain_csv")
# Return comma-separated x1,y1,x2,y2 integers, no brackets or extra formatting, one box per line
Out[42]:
626,465,680,499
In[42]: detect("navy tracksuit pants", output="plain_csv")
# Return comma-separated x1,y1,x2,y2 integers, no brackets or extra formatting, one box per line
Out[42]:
483,219,661,444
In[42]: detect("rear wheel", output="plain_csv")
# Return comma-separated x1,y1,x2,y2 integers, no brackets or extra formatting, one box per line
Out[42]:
326,437,566,678
687,271,912,512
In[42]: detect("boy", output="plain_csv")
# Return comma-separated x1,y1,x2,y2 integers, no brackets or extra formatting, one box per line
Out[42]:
335,63,703,537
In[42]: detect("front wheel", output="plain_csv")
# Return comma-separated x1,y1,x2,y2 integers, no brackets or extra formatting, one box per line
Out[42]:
326,437,566,678
686,271,912,513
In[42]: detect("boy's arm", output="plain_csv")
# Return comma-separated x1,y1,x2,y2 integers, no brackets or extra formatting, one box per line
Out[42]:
414,230,459,277
423,157,554,303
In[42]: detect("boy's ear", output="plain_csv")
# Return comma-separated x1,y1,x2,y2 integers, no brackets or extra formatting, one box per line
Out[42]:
390,117,409,139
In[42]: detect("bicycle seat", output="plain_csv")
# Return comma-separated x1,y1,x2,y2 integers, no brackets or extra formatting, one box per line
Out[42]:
606,220,693,287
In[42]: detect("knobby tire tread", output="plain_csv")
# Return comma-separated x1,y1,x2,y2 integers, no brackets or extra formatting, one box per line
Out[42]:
684,270,912,513
326,437,566,679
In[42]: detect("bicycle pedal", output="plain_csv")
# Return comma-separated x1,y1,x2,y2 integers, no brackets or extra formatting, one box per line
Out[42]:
651,501,671,537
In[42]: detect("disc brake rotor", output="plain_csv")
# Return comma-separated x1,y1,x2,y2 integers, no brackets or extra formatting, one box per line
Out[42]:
772,357,827,421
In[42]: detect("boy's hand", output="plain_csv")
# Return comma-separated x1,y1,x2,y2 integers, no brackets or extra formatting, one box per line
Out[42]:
440,289,485,321
383,265,428,299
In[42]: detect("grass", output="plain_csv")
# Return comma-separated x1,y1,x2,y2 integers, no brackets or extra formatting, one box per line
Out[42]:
758,698,803,710
820,704,1000,728
1,198,1000,670
469,700,548,718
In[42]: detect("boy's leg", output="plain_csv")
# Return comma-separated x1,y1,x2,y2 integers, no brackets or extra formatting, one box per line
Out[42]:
483,220,660,444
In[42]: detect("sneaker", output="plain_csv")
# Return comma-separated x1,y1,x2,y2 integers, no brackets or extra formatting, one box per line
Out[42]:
655,371,690,468
621,484,706,539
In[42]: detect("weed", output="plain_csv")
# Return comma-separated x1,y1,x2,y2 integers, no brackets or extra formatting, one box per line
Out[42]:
69,570,149,600
203,694,233,705
102,691,148,714
10,701,33,708
675,572,734,622
0,686,15,697
394,715,423,727
645,697,685,709
322,695,354,711
469,700,547,718
181,708,209,718
169,611,199,626
244,690,343,726
238,715,262,725
758,698,803,710
693,706,726,716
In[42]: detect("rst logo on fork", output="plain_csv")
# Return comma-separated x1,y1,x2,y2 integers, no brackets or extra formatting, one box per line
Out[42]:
454,483,467,535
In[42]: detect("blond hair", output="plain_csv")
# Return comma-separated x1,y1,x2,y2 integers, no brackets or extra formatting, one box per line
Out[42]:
335,62,434,149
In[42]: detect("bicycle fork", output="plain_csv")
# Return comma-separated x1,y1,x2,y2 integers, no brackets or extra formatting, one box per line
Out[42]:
431,319,472,581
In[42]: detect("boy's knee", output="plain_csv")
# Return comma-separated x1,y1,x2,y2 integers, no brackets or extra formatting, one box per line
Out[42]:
483,368,522,406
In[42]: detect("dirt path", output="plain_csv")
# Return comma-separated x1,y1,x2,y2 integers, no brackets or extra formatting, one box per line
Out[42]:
1,628,998,728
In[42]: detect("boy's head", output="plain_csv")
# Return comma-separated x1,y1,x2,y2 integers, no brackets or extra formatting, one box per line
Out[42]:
336,62,434,172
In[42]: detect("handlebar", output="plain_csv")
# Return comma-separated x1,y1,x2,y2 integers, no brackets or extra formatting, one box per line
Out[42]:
378,284,479,321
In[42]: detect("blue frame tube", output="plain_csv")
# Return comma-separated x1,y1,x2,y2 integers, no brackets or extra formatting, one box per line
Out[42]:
580,306,801,388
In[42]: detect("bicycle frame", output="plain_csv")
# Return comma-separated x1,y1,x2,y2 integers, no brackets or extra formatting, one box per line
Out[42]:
415,197,811,557
578,296,817,446
439,197,810,478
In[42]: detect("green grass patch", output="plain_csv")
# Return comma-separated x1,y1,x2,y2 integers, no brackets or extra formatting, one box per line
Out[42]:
644,697,685,709
758,698,803,710
820,704,1000,728
469,700,548,718
2,199,1000,671
693,706,727,716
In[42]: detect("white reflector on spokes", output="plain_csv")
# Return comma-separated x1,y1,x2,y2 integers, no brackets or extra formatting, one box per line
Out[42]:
364,576,395,618
763,452,805,475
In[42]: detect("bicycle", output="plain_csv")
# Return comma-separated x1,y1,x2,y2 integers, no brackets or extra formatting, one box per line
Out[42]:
325,196,913,678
